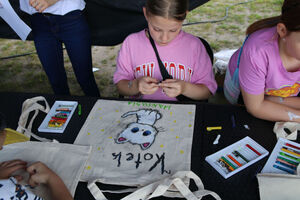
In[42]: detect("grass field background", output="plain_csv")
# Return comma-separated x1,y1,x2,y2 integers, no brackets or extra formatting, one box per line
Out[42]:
0,0,283,99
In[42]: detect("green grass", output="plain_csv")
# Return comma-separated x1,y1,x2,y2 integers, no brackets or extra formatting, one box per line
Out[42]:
0,0,283,98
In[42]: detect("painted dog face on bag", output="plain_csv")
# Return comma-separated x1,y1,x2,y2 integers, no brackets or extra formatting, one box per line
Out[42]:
116,109,162,150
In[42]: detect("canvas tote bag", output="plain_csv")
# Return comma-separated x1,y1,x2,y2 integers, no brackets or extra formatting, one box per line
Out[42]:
257,165,300,200
16,96,52,142
273,122,300,141
120,171,221,200
74,99,199,198
0,96,91,199
0,141,92,199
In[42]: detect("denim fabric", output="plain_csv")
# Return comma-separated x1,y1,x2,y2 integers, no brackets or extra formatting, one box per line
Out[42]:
31,10,100,97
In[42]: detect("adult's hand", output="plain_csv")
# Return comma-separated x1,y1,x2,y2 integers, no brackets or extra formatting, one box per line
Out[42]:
29,0,59,13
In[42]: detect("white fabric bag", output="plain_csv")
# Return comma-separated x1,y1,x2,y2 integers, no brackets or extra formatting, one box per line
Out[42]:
16,96,52,142
121,171,221,200
0,141,91,199
257,165,300,200
273,122,300,140
74,100,196,198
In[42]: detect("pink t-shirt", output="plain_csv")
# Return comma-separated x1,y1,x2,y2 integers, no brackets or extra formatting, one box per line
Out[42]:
114,29,217,101
228,27,300,97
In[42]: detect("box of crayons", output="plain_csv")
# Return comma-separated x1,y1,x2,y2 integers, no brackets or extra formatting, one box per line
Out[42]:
261,138,300,175
205,136,269,179
38,101,78,133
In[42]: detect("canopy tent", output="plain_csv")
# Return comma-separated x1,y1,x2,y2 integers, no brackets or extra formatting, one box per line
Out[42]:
0,0,209,46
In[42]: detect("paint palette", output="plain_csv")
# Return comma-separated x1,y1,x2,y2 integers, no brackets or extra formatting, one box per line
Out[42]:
262,138,300,174
205,136,269,179
38,101,77,133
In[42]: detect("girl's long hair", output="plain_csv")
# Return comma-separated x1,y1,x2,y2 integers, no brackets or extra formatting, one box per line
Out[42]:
246,0,300,35
145,0,189,21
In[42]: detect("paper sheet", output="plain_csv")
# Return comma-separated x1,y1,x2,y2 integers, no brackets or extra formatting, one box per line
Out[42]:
0,0,31,40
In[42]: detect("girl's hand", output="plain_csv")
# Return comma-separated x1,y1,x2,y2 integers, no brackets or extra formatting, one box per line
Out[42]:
29,0,59,13
137,77,159,95
160,79,186,98
0,160,27,181
27,161,56,187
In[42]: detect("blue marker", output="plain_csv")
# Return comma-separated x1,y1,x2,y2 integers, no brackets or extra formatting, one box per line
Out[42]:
231,115,236,128
275,160,296,170
273,164,294,174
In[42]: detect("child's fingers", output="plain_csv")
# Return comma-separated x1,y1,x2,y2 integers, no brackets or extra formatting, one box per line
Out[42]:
28,175,39,187
160,82,176,89
0,161,27,179
144,77,159,84
162,87,178,98
27,162,42,174
0,160,27,167
162,79,177,83
13,175,24,182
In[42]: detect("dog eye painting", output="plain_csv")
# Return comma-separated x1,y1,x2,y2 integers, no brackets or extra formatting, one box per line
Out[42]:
116,109,162,150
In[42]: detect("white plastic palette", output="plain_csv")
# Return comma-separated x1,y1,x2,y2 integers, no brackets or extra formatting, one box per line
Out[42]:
205,136,269,179
262,138,300,174
38,101,78,133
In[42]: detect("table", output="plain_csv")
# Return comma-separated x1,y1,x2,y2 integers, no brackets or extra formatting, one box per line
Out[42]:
0,92,281,200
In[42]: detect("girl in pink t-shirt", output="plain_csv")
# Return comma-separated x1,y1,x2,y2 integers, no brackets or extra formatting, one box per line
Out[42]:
225,0,300,123
114,0,217,101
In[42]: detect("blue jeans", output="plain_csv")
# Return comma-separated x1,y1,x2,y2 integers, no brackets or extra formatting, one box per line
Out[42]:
31,10,100,97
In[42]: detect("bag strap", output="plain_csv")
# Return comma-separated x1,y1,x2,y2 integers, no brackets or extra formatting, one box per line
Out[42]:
121,171,221,200
16,96,52,142
236,35,249,69
232,35,249,85
148,30,195,101
86,171,221,200
87,180,138,200
148,30,172,80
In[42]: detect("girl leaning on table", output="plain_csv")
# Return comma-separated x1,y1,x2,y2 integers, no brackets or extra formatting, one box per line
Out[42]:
224,0,300,122
0,124,73,200
113,0,217,101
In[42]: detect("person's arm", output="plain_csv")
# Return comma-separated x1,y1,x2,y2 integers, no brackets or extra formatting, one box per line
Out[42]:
241,88,300,122
27,162,73,200
29,0,59,13
0,129,6,150
265,95,300,109
160,79,212,100
116,77,159,96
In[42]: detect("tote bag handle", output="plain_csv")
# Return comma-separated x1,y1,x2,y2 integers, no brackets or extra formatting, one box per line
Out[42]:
87,171,221,200
16,96,52,142
122,171,221,200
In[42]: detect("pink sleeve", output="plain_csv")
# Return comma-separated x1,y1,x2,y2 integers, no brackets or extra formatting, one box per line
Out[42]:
191,40,217,94
113,37,135,84
239,46,267,95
